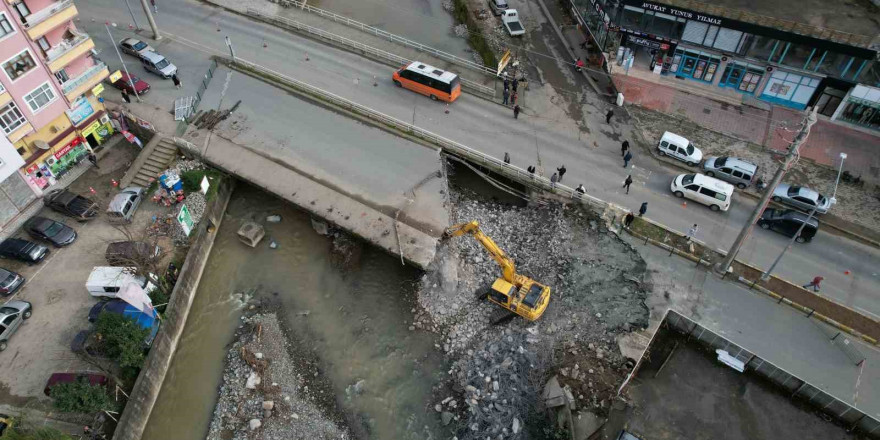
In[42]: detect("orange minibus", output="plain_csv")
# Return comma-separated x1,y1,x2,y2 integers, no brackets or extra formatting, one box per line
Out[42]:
392,62,461,102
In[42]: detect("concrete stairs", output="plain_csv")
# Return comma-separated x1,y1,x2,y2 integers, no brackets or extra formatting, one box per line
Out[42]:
122,134,179,188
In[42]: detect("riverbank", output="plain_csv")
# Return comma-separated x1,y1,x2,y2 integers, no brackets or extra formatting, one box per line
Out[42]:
207,311,350,440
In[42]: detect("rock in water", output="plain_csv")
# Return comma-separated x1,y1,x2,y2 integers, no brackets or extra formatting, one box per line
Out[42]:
266,215,282,223
441,412,454,426
311,218,330,235
269,240,278,249
512,418,521,434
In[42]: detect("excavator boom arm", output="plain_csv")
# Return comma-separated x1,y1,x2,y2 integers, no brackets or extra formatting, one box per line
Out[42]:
445,221,516,282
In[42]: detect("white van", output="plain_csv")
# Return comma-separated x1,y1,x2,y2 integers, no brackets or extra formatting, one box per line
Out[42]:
658,132,702,166
670,173,734,212
86,266,157,298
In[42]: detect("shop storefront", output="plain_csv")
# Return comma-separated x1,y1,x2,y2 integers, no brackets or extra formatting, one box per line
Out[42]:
80,118,115,149
833,84,880,130
759,69,822,109
621,32,675,73
24,136,89,189
718,61,765,94
669,48,721,83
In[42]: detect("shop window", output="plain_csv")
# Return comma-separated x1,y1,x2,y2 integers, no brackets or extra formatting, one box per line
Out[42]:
646,12,676,39
23,82,57,113
855,61,879,87
672,49,720,83
720,63,763,94
0,101,26,134
780,43,813,69
712,28,742,53
746,35,779,61
769,42,787,63
621,6,643,29
839,100,880,129
2,50,36,81
681,21,707,45
814,52,848,78
760,70,820,109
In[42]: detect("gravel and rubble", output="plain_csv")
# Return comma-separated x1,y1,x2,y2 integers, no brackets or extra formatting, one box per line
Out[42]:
415,184,649,439
206,312,349,440
630,106,880,232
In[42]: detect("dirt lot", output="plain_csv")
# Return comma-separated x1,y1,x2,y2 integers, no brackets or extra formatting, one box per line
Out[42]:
0,138,175,411
630,106,880,233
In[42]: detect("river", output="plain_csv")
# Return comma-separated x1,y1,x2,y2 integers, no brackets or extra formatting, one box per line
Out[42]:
142,184,447,440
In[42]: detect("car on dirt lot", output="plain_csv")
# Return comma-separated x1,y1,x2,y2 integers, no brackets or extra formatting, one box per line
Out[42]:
0,269,24,297
772,183,832,214
119,38,154,57
107,186,145,223
0,300,32,351
44,189,99,221
23,216,77,247
0,238,48,264
43,372,109,396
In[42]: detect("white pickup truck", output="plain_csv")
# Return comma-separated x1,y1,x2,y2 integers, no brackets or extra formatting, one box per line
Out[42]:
502,9,525,36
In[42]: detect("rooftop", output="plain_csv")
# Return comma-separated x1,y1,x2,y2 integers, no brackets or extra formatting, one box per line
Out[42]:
659,0,880,48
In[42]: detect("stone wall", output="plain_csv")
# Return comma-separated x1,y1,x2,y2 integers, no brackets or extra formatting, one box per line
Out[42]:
112,178,235,440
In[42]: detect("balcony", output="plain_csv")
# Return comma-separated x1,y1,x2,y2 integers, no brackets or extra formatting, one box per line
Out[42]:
46,30,94,73
24,0,78,40
62,62,109,101
5,122,34,144
0,90,10,107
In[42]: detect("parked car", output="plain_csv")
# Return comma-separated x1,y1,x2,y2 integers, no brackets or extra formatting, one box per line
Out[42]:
23,216,77,247
44,189,99,221
658,131,702,166
0,300,32,351
0,238,49,264
88,299,160,346
71,330,103,357
501,9,525,36
43,372,109,396
758,208,819,243
107,186,145,223
86,266,158,298
109,71,150,95
702,157,758,189
487,0,508,15
772,183,832,214
0,269,24,297
670,173,734,212
139,51,177,78
119,38,154,57
105,241,161,266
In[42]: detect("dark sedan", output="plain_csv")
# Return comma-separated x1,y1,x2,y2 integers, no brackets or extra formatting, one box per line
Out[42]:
44,189,98,221
0,268,24,296
23,217,76,247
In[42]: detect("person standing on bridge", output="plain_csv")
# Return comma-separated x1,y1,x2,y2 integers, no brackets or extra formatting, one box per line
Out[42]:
502,89,510,105
638,202,648,216
576,184,586,194
623,175,633,194
512,78,519,93
504,152,511,164
550,172,558,188
687,224,699,241
150,0,157,13
557,165,566,182
513,104,521,119
621,140,630,156
803,276,824,292
623,151,633,168
527,165,536,175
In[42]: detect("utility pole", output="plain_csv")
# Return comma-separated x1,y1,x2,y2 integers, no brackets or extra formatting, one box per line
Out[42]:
106,23,141,102
122,0,141,30
715,107,818,275
138,0,161,40
225,36,236,63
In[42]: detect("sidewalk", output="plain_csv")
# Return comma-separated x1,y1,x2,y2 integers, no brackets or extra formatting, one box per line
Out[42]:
612,73,880,180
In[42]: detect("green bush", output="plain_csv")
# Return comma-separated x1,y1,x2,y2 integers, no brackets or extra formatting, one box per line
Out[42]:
48,379,113,414
95,312,151,369
180,169,223,201
1,426,74,440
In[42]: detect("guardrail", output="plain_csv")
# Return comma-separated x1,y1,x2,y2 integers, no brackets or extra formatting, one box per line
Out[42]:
245,8,494,98
222,56,594,207
269,0,498,77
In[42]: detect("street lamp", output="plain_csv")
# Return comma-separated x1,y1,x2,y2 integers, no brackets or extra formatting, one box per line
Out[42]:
105,23,142,103
760,152,847,281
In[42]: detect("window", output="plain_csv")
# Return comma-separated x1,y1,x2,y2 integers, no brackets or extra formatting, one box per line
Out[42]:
54,69,68,83
0,12,14,39
699,187,726,201
746,35,779,61
621,6,643,29
23,82,57,112
0,101,27,134
3,50,36,80
36,36,50,57
16,147,26,155
780,43,814,70
12,1,29,23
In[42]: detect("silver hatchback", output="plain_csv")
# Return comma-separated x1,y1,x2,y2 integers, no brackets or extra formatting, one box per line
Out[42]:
0,300,32,351
772,183,832,214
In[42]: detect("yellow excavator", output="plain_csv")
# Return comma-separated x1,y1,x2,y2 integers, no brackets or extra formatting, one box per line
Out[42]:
445,221,551,321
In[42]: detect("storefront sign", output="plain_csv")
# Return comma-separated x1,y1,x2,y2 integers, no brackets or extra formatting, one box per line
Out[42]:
109,70,123,83
628,35,669,51
639,1,722,26
66,98,95,125
54,137,82,160
91,83,105,96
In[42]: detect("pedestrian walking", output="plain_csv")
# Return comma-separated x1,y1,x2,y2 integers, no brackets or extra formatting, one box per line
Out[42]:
686,224,699,241
623,151,632,168
605,109,614,124
88,152,99,169
512,78,519,93
621,140,629,156
513,104,520,119
575,58,585,72
502,89,509,105
172,73,181,89
150,0,157,13
802,276,824,292
511,92,518,105
638,202,647,216
121,90,131,103
623,175,633,194
527,165,536,174
503,152,510,164
575,184,586,194
624,212,635,228
557,165,566,182
550,172,558,187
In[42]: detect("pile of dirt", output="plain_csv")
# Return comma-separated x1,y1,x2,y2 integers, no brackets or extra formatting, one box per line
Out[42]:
416,186,649,439
206,313,349,440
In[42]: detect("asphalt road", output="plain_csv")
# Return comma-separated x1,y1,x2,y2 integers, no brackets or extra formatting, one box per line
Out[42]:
75,0,880,318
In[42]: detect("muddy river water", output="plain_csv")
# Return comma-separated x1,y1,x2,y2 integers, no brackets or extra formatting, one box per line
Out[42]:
142,185,447,440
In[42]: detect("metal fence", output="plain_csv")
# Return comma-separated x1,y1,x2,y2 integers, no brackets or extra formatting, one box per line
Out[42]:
663,310,880,438
271,0,497,77
244,8,495,99
222,56,609,213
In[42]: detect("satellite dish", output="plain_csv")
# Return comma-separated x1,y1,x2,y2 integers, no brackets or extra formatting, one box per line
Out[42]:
34,140,50,150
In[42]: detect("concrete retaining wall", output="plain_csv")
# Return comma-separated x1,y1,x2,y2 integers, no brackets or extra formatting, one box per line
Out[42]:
112,178,235,440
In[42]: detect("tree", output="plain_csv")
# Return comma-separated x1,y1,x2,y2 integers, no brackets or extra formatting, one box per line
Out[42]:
49,379,114,414
94,312,151,369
